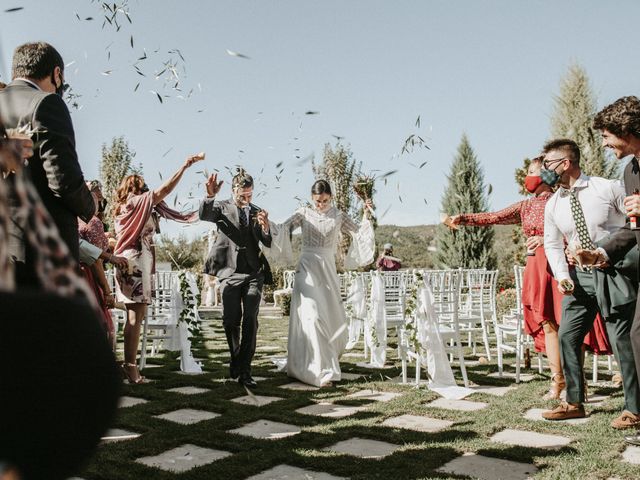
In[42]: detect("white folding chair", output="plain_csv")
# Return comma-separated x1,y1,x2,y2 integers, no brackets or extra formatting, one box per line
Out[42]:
139,271,176,369
421,269,469,387
273,270,295,307
458,269,497,360
496,265,527,381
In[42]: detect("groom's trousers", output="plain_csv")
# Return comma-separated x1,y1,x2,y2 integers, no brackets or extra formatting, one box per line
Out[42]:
221,272,264,375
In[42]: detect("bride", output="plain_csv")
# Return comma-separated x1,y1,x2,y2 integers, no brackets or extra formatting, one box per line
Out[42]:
269,179,375,387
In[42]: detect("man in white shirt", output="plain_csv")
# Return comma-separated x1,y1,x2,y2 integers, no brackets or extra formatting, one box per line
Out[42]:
542,139,640,427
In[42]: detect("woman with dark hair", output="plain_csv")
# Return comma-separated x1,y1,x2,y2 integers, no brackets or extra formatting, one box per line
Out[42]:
269,179,375,386
113,153,203,383
445,157,611,400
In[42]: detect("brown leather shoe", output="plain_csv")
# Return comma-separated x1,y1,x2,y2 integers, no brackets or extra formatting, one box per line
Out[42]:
543,373,566,401
541,402,586,420
611,410,640,430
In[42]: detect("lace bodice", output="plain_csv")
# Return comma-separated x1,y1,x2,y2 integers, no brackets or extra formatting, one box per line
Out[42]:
269,206,375,268
281,206,358,249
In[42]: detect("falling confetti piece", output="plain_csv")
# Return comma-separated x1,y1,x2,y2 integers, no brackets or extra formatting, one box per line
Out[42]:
415,115,421,128
101,70,112,75
487,184,493,195
150,90,163,103
4,7,24,12
226,49,250,59
305,111,319,115
162,147,173,158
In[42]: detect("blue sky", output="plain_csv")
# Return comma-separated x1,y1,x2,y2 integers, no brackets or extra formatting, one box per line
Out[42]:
1,0,639,240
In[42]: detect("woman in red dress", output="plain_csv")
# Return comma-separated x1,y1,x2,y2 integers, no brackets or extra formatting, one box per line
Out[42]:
448,157,611,399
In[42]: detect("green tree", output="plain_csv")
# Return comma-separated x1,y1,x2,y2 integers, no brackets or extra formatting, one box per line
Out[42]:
551,63,617,178
155,234,207,272
312,141,362,268
100,136,138,230
436,134,496,269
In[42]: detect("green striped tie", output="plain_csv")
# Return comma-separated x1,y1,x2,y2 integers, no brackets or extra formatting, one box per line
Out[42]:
569,190,595,250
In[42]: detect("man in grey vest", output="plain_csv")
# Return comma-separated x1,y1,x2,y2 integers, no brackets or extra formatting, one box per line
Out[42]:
199,169,272,388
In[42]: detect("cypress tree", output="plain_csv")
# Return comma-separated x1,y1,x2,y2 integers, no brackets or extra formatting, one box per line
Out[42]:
436,134,496,269
551,63,617,178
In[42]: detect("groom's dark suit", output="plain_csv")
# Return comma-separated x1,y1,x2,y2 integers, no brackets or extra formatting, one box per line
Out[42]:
199,197,272,380
0,80,95,277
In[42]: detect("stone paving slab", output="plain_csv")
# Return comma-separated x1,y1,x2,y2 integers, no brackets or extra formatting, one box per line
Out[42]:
524,408,591,425
621,445,640,464
295,402,367,418
339,372,363,381
228,419,301,439
345,389,402,402
155,408,220,425
428,398,489,411
279,381,320,391
382,414,454,433
490,428,572,449
101,428,141,442
487,372,536,382
256,345,283,352
469,385,517,397
342,352,364,358
323,437,401,458
166,386,211,395
245,464,348,480
437,452,538,480
135,443,231,473
231,395,284,407
118,396,148,408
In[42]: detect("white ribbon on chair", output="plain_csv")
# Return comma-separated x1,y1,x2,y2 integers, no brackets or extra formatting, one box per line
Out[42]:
168,272,203,374
416,283,473,399
366,273,387,368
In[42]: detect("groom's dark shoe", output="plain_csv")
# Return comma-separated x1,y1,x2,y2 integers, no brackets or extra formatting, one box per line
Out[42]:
229,363,239,380
624,433,640,446
238,373,257,389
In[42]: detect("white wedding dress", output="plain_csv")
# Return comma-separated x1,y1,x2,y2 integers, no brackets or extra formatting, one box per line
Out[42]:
270,206,374,386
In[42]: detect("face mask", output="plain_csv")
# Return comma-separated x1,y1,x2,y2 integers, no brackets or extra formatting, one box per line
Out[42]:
524,175,544,193
140,183,150,193
51,70,68,97
540,168,561,187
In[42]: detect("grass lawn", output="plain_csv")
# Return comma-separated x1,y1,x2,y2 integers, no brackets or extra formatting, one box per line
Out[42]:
78,309,639,479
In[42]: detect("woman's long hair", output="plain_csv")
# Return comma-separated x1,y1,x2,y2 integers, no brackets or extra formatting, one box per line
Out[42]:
113,174,145,217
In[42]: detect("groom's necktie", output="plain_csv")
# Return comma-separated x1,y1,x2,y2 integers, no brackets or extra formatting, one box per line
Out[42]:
569,189,595,250
238,206,249,227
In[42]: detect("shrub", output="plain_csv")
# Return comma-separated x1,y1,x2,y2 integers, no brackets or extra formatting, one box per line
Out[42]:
496,288,518,320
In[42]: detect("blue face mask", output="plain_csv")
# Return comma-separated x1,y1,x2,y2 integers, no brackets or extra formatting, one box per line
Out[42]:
540,168,561,187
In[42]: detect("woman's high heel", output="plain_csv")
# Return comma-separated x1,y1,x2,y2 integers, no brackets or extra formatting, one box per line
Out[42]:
543,372,566,400
121,362,146,384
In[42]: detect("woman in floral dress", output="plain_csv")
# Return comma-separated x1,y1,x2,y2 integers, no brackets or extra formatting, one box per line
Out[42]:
113,153,203,383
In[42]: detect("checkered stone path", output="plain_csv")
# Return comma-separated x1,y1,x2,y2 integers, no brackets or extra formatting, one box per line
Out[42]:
135,444,231,473
490,428,572,449
323,437,401,458
382,414,454,432
228,419,302,439
621,445,640,464
279,381,320,391
438,453,538,480
154,408,220,425
245,464,348,480
345,389,403,402
295,402,367,418
118,396,148,408
427,398,489,411
165,386,211,395
231,394,284,407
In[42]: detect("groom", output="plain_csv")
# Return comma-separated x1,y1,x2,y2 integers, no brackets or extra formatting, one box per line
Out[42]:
199,169,272,388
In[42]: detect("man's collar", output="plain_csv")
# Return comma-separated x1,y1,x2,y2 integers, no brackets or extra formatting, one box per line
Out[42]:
13,78,41,91
559,172,589,196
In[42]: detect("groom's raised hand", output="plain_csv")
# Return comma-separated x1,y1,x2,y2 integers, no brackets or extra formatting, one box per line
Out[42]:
256,209,269,233
206,173,224,198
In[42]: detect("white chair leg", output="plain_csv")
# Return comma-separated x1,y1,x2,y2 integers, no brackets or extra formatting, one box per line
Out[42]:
139,315,148,370
455,337,469,388
497,330,504,376
415,355,421,385
608,355,614,374
537,353,543,373
515,333,521,384
592,353,598,384
481,318,492,361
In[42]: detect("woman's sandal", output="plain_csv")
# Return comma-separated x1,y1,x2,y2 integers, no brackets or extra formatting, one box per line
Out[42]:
121,362,146,385
543,373,566,400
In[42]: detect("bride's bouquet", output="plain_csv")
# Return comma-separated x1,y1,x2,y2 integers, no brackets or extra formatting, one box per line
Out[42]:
353,173,376,219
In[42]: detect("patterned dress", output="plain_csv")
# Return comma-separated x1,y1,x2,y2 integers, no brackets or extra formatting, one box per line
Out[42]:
459,192,611,354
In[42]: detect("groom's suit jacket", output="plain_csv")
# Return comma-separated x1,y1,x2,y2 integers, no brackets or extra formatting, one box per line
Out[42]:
0,79,95,262
601,157,640,280
199,197,273,284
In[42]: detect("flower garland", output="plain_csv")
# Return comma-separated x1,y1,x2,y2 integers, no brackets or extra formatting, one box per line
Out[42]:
403,271,424,354
178,271,201,337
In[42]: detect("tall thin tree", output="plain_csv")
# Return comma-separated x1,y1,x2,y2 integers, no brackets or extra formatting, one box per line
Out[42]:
436,134,496,269
551,63,617,178
99,136,138,231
